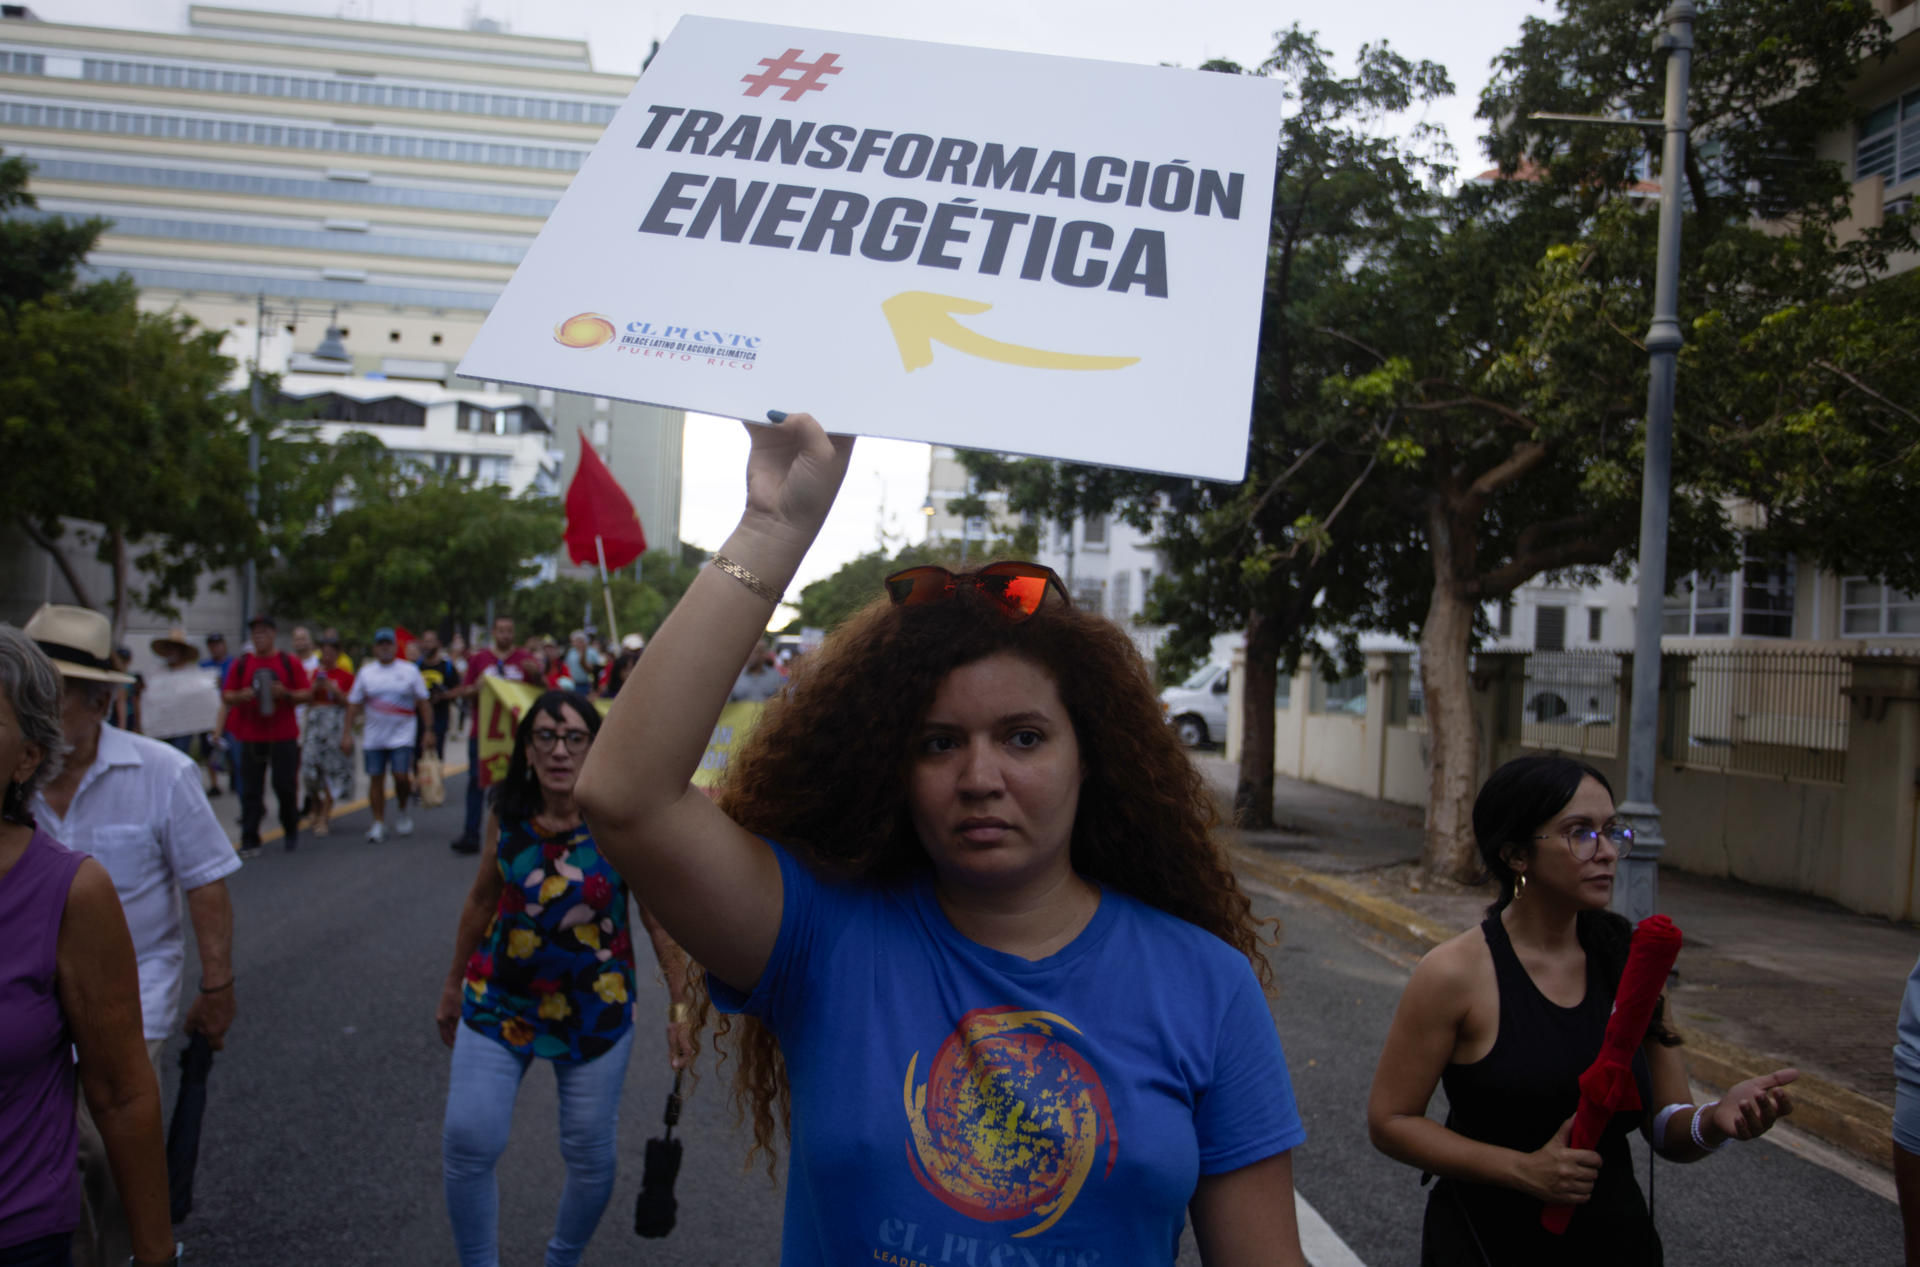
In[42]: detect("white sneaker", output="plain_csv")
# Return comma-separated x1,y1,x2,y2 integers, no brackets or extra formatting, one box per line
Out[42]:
395,814,415,837
366,821,386,843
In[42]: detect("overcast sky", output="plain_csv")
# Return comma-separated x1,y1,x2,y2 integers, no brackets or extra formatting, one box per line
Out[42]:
46,0,1550,612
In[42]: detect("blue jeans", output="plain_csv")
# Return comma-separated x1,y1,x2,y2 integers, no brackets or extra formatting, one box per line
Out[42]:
222,732,246,797
462,730,485,841
442,1023,633,1267
363,745,414,776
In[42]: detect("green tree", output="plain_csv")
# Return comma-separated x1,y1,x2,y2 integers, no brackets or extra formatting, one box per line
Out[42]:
261,474,562,637
0,150,280,630
1,275,256,627
637,540,709,620
505,542,708,645
1342,0,1913,879
964,30,1452,828
786,541,944,634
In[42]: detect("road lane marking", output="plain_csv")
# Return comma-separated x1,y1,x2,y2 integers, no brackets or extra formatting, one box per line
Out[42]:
1297,1190,1368,1267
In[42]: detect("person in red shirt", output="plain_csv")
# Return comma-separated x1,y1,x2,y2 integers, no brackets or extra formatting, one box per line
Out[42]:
220,615,312,855
300,631,356,838
445,614,539,855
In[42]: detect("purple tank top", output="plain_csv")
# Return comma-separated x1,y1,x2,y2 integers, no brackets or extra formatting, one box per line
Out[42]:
0,826,89,1246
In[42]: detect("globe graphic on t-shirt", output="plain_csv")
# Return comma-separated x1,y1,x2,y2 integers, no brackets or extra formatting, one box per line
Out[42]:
903,1005,1117,1236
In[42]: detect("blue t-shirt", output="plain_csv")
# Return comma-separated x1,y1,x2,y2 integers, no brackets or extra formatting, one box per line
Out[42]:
711,841,1305,1266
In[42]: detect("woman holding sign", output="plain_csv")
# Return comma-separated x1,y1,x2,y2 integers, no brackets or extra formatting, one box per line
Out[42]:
577,412,1307,1266
1366,754,1799,1264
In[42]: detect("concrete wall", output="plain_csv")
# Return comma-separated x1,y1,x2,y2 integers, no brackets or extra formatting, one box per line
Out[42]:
1231,647,1920,920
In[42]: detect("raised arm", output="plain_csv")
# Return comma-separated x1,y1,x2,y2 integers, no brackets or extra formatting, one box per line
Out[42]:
576,412,853,993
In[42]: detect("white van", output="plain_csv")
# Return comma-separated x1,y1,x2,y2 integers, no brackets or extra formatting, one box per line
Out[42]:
1160,663,1232,748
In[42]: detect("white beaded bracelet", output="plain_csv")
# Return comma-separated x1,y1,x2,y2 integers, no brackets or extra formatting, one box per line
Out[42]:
1652,1102,1691,1146
1690,1100,1730,1152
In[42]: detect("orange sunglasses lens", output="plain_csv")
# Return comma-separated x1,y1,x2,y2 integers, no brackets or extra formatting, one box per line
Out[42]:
978,570,1053,616
884,566,953,606
884,563,1066,619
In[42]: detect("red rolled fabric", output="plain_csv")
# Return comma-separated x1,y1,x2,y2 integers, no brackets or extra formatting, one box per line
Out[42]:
1541,914,1684,1234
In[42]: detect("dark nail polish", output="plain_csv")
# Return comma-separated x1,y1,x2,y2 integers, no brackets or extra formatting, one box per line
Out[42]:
766,409,788,423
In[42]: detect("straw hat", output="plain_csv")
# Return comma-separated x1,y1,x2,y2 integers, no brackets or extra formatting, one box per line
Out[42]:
151,626,198,659
23,604,135,684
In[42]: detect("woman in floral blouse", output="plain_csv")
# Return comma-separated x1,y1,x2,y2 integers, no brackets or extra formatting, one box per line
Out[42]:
435,689,691,1267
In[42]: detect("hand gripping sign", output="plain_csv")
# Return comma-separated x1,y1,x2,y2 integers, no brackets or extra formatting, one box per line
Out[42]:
458,18,1285,481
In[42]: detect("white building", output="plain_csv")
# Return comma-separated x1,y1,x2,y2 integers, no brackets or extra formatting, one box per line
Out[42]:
278,374,561,498
0,1,685,622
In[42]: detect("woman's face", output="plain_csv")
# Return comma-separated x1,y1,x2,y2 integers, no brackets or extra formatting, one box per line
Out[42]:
0,684,45,800
906,652,1084,897
1512,775,1622,909
527,701,594,801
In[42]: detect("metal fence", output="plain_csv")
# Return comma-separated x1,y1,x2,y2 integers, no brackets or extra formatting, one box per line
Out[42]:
1520,651,1623,758
1678,649,1849,783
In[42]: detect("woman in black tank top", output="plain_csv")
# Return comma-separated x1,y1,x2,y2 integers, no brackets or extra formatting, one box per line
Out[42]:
1365,755,1799,1265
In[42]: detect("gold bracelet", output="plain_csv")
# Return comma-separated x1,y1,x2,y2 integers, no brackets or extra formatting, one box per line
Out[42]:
668,1001,693,1023
711,554,781,604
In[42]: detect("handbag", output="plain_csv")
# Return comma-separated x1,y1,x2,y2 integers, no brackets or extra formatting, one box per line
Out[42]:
416,751,446,807
633,1071,684,1238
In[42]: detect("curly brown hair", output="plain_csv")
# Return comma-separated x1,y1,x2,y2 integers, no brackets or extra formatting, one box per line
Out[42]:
697,569,1269,1171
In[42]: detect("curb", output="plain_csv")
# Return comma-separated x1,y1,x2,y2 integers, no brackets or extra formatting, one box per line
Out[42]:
1231,846,1897,1173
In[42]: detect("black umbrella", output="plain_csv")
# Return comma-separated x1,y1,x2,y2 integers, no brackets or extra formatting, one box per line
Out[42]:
165,1033,215,1225
633,1071,684,1238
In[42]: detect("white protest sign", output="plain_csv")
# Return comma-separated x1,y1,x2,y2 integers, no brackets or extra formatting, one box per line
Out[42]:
142,666,219,741
458,17,1283,481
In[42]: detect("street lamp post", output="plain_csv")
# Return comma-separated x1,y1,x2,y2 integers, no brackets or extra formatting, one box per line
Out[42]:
1533,0,1694,923
1619,1,1694,924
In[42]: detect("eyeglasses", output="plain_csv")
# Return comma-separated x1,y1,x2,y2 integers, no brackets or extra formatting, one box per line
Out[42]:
1534,822,1634,862
529,727,592,754
883,562,1070,620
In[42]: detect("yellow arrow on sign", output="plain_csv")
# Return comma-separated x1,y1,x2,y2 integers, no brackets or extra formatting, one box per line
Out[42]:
881,291,1140,373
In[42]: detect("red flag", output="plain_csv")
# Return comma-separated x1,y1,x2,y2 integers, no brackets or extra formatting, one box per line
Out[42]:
394,626,416,658
1541,914,1684,1233
564,430,646,570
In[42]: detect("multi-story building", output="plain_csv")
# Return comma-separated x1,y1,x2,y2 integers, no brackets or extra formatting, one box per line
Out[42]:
923,445,1016,560
1836,0,1920,272
258,328,563,500
0,4,683,636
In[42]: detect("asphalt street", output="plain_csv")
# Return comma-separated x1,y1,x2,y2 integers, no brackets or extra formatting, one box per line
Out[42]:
157,770,1902,1264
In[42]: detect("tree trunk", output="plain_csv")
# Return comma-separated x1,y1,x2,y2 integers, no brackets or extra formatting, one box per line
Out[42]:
1419,499,1483,883
14,516,96,610
1233,607,1282,829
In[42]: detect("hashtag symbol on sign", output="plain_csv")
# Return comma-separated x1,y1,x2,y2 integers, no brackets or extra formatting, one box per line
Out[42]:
740,49,843,101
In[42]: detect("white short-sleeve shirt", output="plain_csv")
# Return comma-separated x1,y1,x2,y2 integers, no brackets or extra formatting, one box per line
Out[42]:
33,725,241,1041
348,659,429,751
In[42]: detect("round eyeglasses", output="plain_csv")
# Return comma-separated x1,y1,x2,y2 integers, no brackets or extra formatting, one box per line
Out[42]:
1533,823,1634,862
529,726,592,754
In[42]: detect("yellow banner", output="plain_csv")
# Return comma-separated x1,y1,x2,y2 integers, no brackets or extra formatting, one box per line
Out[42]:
476,677,762,790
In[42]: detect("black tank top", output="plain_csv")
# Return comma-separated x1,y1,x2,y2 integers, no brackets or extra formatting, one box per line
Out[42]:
1422,916,1662,1266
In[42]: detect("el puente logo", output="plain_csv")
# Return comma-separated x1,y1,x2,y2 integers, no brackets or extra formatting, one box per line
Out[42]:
553,314,617,349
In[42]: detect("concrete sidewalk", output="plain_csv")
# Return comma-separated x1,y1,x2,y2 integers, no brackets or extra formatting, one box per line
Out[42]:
1200,755,1915,1172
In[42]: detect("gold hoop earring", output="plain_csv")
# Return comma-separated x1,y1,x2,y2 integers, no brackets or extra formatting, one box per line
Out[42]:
1513,872,1527,901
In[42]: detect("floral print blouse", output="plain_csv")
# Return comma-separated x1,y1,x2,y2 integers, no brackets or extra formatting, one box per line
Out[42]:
461,817,635,1063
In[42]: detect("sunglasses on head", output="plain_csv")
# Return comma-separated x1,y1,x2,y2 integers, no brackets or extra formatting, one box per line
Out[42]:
883,562,1070,620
